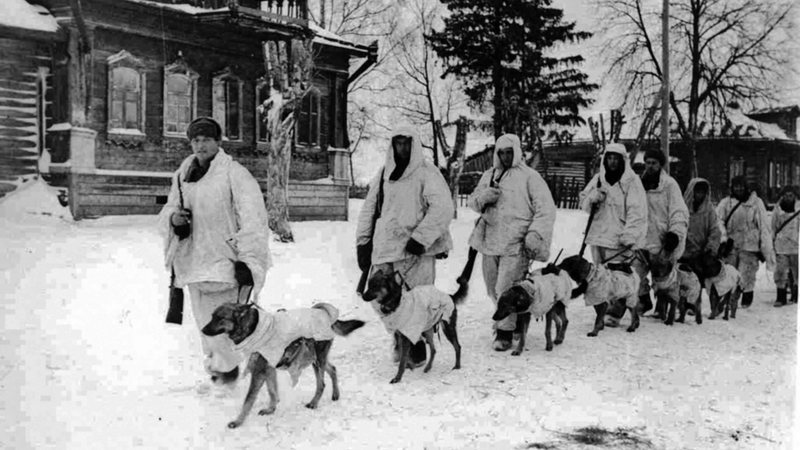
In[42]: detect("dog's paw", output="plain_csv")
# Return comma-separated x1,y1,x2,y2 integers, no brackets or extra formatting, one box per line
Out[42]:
675,317,684,323
227,420,242,429
305,402,318,410
626,326,636,333
258,406,276,416
587,331,598,337
511,349,522,356
696,317,702,325
331,392,340,402
554,338,563,345
452,363,461,370
545,344,553,352
390,376,402,384
665,319,674,326
723,316,729,321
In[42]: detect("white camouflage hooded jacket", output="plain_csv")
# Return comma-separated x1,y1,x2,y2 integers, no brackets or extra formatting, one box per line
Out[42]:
467,134,556,260
579,144,648,250
159,149,272,298
356,126,454,265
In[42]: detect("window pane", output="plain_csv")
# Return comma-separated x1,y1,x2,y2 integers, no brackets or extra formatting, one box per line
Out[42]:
111,100,124,128
167,75,190,95
113,67,139,92
111,67,140,130
165,74,194,134
125,101,138,128
310,110,318,145
226,80,240,140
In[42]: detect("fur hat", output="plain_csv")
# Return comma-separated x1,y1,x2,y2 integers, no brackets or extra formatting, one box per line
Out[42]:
779,185,798,198
186,117,222,141
643,149,666,166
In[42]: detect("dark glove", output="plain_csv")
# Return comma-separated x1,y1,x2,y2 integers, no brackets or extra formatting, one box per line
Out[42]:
541,263,561,275
663,232,680,253
234,261,254,287
435,251,449,260
357,243,372,272
171,209,192,240
405,238,426,256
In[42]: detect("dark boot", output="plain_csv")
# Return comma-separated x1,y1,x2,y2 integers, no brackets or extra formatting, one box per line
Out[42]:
638,293,653,315
493,329,513,351
741,291,754,308
211,366,239,385
774,288,787,307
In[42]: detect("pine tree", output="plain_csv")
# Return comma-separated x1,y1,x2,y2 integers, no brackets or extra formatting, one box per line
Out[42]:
429,0,598,143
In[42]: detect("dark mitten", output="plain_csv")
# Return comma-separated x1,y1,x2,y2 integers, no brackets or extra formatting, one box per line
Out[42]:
357,243,372,271
663,231,680,253
405,238,426,256
541,263,561,276
234,261,254,287
435,251,449,260
174,223,191,240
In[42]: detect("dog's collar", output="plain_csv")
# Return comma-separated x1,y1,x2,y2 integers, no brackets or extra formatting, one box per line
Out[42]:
515,278,537,301
232,307,275,353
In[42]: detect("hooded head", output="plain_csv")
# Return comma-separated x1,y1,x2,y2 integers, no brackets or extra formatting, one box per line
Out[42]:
493,134,523,171
599,143,632,186
730,175,750,202
683,178,711,213
385,126,424,181
779,185,798,212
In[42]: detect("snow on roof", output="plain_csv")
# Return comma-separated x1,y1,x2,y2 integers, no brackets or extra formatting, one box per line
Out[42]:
748,105,800,116
309,22,369,53
0,0,58,33
724,107,788,139
125,0,226,14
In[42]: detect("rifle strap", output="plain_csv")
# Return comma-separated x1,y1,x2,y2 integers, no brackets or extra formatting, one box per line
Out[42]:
775,209,800,240
724,200,743,229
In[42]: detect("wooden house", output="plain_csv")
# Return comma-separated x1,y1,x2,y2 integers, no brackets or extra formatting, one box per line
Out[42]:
1,0,377,220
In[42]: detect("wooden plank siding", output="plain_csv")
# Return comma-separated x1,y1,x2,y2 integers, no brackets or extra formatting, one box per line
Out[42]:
69,172,348,221
0,36,53,198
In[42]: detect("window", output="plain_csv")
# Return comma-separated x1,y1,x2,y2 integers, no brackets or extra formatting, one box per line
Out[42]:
107,51,146,134
729,157,745,184
296,88,320,146
163,55,198,136
213,68,243,141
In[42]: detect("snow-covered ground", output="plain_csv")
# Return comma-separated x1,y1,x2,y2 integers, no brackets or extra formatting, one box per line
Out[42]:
0,181,796,449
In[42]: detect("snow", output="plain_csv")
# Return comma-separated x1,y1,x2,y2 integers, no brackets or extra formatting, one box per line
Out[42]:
0,186,796,449
0,0,59,33
47,123,73,132
125,0,227,15
309,22,367,53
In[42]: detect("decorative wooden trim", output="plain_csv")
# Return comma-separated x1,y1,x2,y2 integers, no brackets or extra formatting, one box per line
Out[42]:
163,52,199,138
106,50,146,135
212,67,244,142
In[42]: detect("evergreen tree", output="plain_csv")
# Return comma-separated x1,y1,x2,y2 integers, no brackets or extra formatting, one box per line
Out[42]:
429,0,598,142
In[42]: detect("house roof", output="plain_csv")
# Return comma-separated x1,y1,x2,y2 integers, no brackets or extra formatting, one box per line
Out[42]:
747,105,800,116
0,0,59,40
309,23,372,57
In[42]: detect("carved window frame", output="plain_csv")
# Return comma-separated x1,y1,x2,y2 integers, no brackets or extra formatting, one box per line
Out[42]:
107,50,146,136
212,67,244,142
163,55,199,137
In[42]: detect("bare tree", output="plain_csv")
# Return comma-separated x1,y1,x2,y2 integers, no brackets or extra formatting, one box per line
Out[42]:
260,40,317,242
597,0,797,176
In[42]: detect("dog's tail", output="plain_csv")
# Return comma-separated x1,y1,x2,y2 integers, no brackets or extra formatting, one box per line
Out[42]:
332,319,366,336
450,278,469,305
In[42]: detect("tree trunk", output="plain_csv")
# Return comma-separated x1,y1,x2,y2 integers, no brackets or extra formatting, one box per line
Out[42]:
446,117,468,218
264,91,295,242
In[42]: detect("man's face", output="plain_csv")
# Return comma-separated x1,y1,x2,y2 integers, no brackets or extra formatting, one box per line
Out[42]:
693,188,707,205
732,183,746,198
644,158,662,175
497,147,514,169
782,191,796,204
191,135,220,164
392,136,412,161
604,153,622,172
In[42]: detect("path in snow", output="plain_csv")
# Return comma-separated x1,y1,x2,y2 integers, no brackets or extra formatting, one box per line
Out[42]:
0,188,796,449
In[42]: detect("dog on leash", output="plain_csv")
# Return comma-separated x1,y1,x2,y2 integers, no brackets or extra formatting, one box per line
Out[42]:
492,266,572,355
201,302,365,429
362,270,468,384
558,255,641,336
698,250,743,320
649,253,703,325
